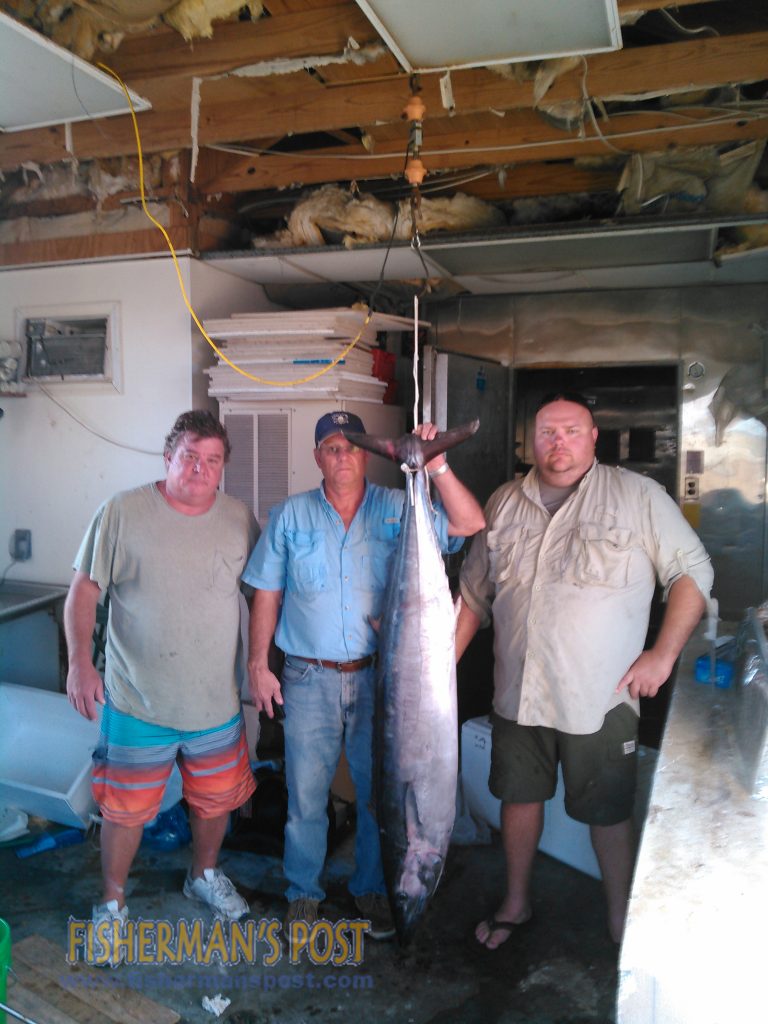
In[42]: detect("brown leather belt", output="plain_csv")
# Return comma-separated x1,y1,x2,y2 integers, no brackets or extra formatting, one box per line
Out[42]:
292,654,375,673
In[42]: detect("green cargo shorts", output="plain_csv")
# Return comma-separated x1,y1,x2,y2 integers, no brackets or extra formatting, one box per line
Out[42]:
488,703,639,826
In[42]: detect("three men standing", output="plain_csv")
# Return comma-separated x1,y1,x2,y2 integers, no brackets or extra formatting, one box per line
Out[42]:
66,394,712,959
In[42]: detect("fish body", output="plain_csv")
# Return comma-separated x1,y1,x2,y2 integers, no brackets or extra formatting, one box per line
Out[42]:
344,421,479,943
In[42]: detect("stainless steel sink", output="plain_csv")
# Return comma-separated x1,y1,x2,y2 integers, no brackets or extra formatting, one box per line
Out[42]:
0,580,68,623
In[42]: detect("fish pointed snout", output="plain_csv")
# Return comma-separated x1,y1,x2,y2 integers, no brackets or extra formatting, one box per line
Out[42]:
393,892,424,946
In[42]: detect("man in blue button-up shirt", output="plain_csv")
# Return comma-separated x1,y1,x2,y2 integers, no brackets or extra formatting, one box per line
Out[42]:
243,409,485,940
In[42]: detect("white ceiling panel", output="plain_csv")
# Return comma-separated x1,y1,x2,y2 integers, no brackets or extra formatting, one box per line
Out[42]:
205,218,768,297
354,0,621,73
0,12,150,133
209,246,448,285
451,257,768,294
422,227,718,274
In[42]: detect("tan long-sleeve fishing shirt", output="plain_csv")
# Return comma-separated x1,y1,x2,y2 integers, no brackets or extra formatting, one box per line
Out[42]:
460,461,713,734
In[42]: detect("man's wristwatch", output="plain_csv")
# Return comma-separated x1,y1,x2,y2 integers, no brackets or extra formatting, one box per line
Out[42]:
428,461,449,479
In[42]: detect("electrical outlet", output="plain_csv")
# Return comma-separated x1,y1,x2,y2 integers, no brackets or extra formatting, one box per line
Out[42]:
11,529,31,561
684,476,700,500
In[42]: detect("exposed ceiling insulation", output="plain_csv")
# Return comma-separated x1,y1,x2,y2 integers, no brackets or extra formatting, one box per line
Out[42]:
0,0,766,302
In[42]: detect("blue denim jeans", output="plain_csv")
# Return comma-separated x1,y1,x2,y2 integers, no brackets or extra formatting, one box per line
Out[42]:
281,655,385,903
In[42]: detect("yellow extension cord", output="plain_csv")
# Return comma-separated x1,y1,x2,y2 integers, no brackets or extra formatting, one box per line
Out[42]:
97,62,371,387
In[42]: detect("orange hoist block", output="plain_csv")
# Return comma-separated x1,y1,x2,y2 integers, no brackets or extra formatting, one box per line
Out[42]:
402,93,426,123
403,92,427,186
405,157,427,186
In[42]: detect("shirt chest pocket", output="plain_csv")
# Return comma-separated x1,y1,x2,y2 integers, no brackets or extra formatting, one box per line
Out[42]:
286,529,327,594
211,548,246,595
487,523,534,585
360,539,393,593
565,521,633,588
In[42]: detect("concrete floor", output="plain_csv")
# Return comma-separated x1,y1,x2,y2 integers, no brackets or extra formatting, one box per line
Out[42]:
1,818,620,1024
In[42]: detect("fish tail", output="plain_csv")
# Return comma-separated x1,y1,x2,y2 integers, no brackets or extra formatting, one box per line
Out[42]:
420,420,480,463
343,432,401,462
344,419,479,470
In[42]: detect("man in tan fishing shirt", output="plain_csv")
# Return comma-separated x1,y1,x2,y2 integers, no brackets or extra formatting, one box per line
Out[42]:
457,391,713,948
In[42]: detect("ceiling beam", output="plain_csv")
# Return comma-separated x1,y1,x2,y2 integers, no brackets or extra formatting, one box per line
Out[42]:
0,31,766,172
195,106,768,192
0,227,192,268
105,4,378,83
192,31,768,146
453,165,621,202
205,159,623,205
261,0,347,14
617,0,718,10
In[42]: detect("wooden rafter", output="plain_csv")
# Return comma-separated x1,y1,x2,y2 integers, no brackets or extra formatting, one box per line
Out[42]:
0,0,766,267
1,30,766,174
105,4,378,83
196,105,768,193
617,0,718,11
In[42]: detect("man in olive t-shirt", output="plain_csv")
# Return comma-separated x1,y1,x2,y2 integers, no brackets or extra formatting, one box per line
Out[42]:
65,410,259,965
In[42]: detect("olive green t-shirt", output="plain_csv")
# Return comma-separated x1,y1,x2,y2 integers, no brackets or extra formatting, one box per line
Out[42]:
74,483,259,730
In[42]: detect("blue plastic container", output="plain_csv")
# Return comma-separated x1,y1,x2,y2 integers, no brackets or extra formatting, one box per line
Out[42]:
142,802,191,851
695,654,734,689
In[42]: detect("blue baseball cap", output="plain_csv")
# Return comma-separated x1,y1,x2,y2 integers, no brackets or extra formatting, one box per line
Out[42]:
315,410,367,447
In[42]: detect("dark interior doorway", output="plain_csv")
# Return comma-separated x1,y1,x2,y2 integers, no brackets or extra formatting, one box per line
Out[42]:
515,364,680,748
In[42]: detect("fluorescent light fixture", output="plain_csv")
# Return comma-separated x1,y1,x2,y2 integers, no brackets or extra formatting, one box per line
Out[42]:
0,11,150,133
422,227,717,273
354,0,622,73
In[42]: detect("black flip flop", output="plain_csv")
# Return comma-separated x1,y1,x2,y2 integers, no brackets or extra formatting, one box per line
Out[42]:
477,914,533,950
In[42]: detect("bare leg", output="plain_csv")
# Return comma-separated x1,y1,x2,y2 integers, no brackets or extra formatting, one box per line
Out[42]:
590,818,636,944
100,821,144,907
476,801,541,949
190,811,231,877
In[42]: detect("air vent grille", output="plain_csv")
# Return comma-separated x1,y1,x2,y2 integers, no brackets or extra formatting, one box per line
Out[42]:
24,316,108,379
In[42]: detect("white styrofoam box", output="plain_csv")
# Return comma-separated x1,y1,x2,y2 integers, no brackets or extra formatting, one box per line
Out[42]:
461,716,501,833
0,682,182,829
461,716,658,881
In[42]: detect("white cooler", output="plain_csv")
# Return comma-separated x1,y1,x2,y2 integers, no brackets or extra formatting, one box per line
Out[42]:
461,715,657,880
0,682,182,829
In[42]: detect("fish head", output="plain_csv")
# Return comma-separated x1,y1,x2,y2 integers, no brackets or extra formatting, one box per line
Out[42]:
391,846,444,945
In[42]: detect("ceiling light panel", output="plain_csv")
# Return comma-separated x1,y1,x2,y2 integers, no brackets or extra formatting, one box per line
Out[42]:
422,228,716,274
203,246,447,285
354,0,622,73
0,12,150,133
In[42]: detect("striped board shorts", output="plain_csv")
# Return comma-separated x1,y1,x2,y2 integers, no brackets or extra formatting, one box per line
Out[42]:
92,704,256,827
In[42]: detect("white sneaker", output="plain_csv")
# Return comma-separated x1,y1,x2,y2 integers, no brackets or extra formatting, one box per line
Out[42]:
87,899,129,967
183,867,249,921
